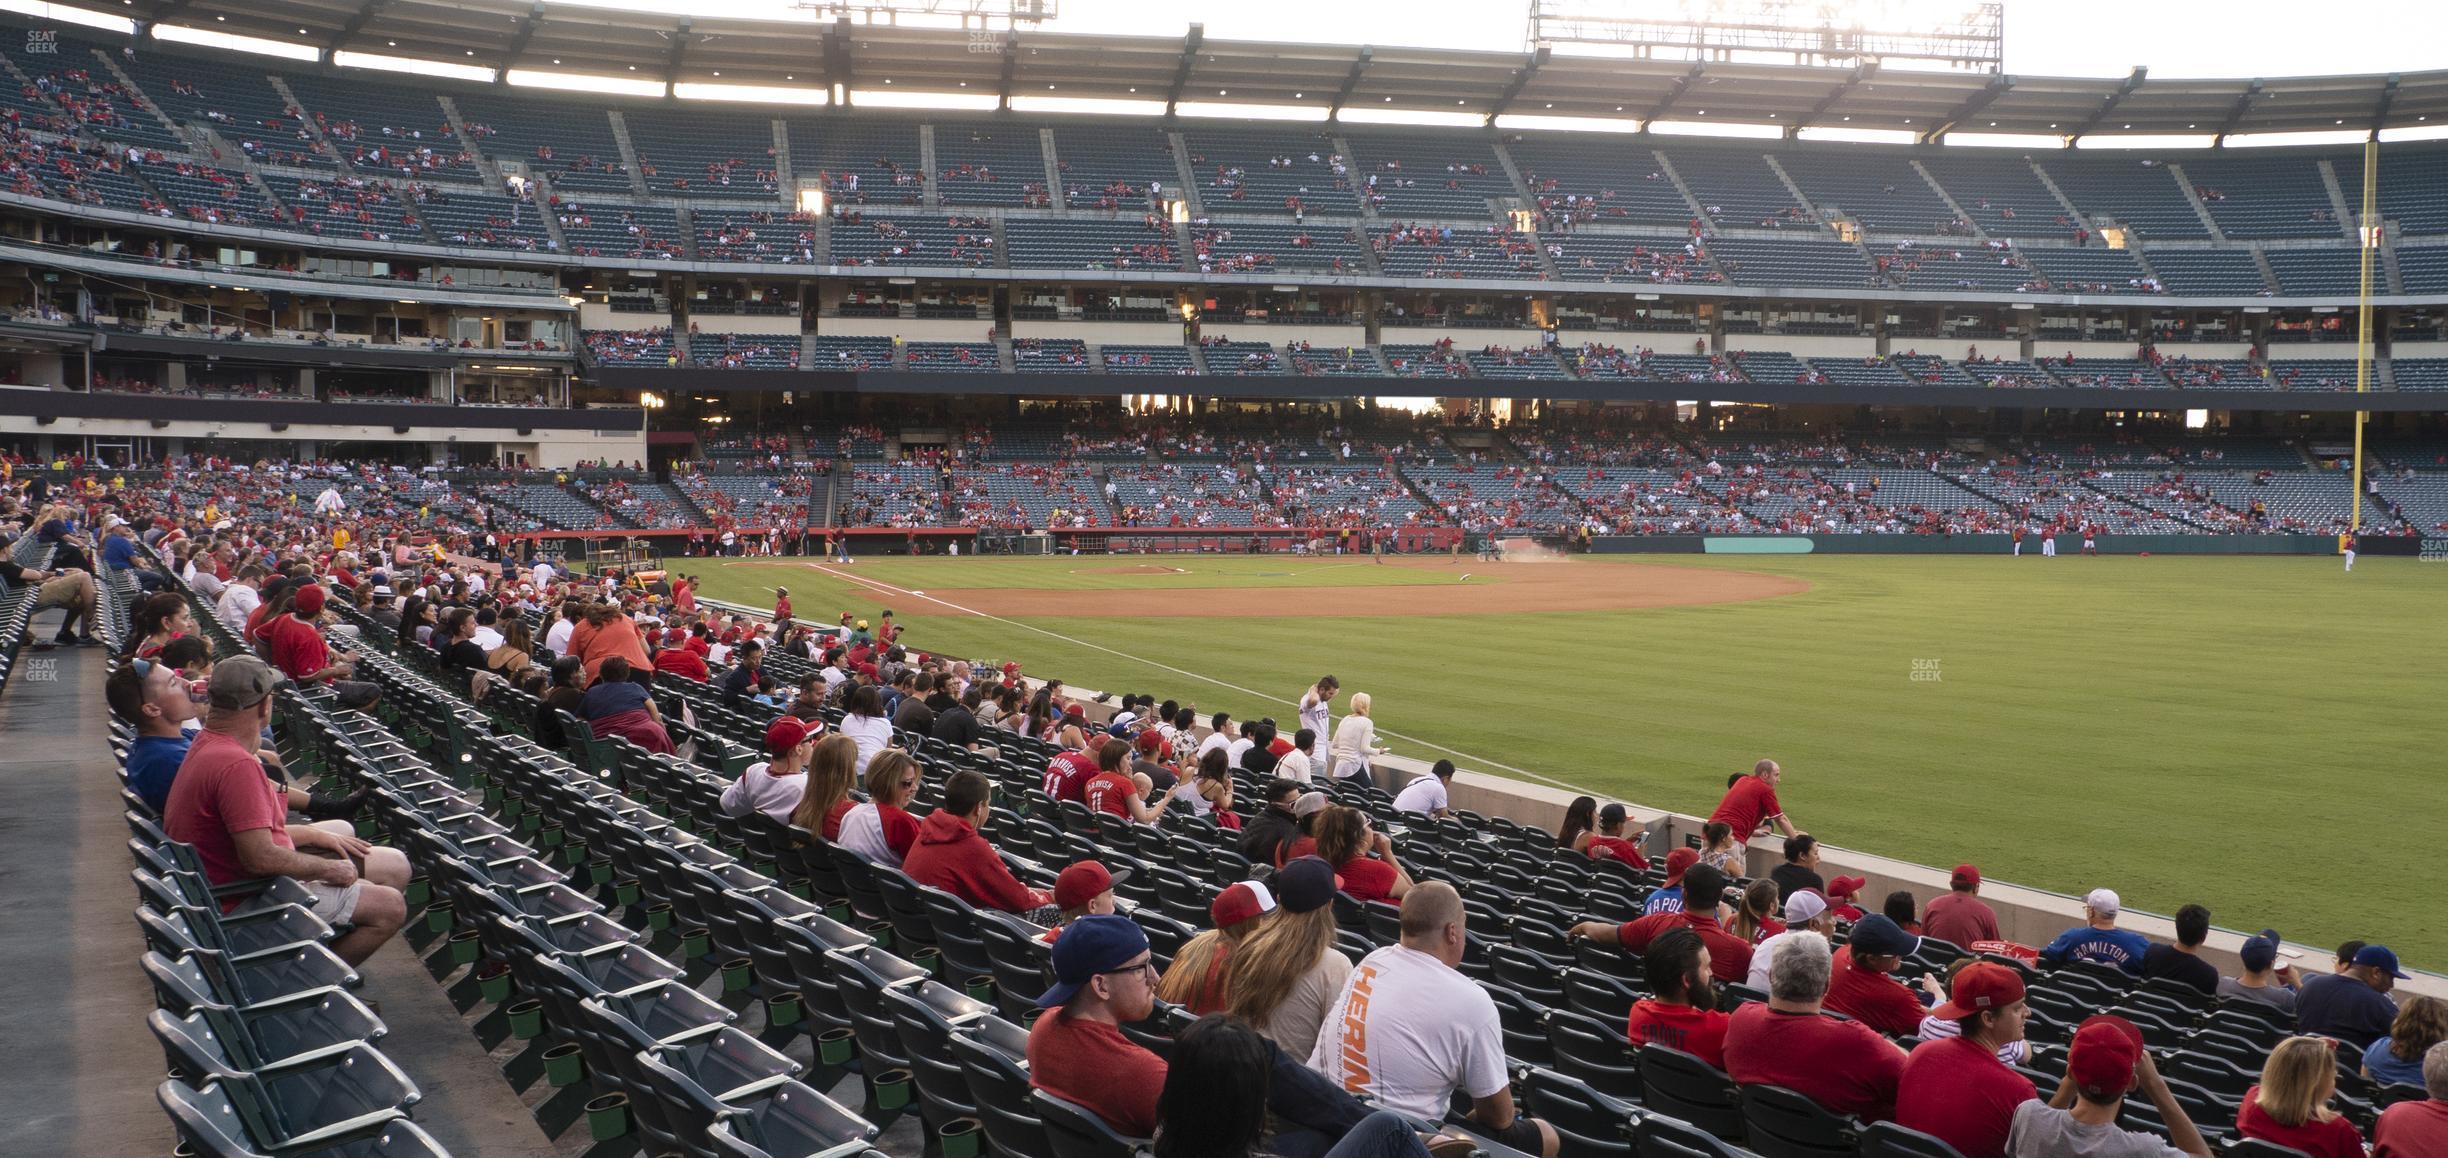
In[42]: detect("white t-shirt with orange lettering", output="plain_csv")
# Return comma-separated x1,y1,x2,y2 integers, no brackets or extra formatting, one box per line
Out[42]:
1306,943,1506,1119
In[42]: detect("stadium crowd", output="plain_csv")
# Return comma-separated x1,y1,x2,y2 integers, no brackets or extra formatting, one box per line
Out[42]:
15,457,2445,1158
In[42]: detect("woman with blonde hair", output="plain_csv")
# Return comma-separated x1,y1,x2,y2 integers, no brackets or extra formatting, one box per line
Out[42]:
1156,880,1274,1014
1221,857,1348,1061
789,734,864,843
835,748,921,866
2235,1036,2366,1158
2364,994,2448,1087
1727,878,1785,945
1327,691,1388,783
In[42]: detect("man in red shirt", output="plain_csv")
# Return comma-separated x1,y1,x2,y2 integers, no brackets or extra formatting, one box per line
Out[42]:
1584,802,1649,870
1825,914,1942,1035
1723,933,1906,1120
1626,928,1731,1069
904,771,1053,916
653,641,710,682
1895,962,2038,1158
1569,865,1753,984
1027,915,1167,1137
256,583,379,710
162,657,407,965
1922,864,2002,949
2372,1046,2448,1158
1706,759,1797,843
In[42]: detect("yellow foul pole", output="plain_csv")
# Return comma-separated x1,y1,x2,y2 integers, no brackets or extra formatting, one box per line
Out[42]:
2353,138,2376,531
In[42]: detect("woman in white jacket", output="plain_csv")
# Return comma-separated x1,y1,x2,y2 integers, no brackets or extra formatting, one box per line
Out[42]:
1328,692,1388,783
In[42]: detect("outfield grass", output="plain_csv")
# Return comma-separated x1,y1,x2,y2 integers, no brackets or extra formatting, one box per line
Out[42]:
688,554,2444,965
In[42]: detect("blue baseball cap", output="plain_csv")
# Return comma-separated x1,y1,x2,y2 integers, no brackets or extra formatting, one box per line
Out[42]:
1847,913,1920,959
2353,944,2411,980
2239,930,2281,973
1036,915,1152,1009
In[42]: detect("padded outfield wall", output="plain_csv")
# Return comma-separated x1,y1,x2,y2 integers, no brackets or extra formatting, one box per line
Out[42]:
1590,533,2399,555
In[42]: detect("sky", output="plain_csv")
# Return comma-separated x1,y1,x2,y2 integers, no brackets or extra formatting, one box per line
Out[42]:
546,0,2448,81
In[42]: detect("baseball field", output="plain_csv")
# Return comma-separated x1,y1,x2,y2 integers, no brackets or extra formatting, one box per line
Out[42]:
684,551,2442,966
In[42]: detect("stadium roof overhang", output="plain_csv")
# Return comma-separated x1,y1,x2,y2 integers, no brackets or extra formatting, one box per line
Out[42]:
94,0,2448,140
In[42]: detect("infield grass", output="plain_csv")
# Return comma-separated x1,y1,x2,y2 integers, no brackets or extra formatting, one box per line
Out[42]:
688,553,2445,965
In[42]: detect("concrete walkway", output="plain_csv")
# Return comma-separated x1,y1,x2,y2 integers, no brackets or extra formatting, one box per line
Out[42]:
0,644,557,1157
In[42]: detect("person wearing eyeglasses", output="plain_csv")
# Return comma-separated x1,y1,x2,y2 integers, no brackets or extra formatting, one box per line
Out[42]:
1028,915,1169,1137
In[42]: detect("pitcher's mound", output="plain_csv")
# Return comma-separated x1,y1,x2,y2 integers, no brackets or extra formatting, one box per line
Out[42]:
1084,564,1190,576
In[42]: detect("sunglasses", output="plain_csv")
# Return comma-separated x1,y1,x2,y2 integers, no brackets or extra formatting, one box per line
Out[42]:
1097,958,1157,980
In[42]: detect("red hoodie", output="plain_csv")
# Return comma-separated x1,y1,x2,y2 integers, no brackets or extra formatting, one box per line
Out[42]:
903,809,1048,915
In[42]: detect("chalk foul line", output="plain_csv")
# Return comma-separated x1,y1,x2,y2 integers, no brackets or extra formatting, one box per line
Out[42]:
801,564,1589,796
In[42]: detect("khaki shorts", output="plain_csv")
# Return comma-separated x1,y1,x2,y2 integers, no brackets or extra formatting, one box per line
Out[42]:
34,573,84,611
235,878,363,926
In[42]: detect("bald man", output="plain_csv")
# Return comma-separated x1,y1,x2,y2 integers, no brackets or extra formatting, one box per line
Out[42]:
1310,882,1560,1158
1708,758,1799,841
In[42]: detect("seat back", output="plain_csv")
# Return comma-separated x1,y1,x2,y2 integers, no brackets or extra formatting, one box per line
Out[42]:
881,981,988,1124
1854,1121,1968,1157
1032,1089,1150,1158
1545,1009,1642,1102
1633,1114,1745,1158
2224,1141,2319,1158
919,885,998,982
1737,1085,1860,1157
873,866,942,950
830,843,889,922
157,1079,264,1158
950,1030,1054,1158
142,950,234,1015
1636,1044,1745,1142
825,945,928,1070
1519,1066,1636,1157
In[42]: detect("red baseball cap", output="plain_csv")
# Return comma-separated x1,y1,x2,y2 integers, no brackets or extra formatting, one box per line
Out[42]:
1827,875,1868,900
1210,880,1277,931
1930,961,2028,1019
1662,848,1700,887
1054,860,1124,912
293,583,327,616
2067,1015,2144,1099
1951,864,1981,888
764,715,816,754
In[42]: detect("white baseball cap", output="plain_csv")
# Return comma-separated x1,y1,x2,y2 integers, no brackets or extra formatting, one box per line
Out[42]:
1783,889,1829,925
2085,888,2121,917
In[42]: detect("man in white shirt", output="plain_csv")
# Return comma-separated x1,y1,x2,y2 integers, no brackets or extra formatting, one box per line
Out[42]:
471,608,506,650
1225,727,1256,770
1277,728,1316,783
1309,883,1559,1158
531,559,554,590
1391,760,1454,819
543,602,580,656
214,565,265,634
1196,714,1236,762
